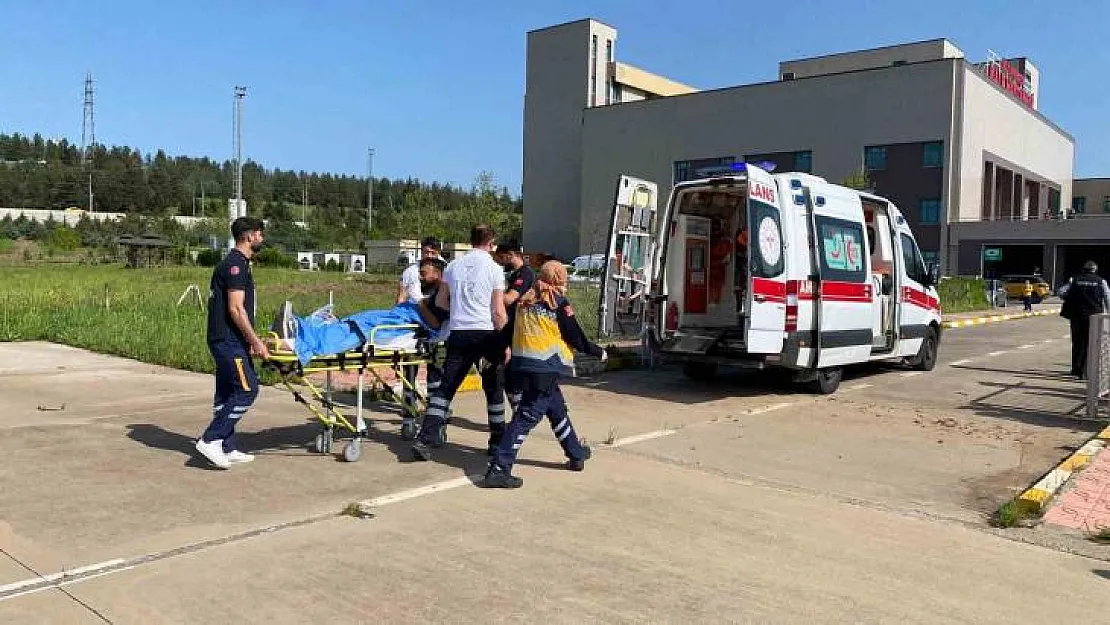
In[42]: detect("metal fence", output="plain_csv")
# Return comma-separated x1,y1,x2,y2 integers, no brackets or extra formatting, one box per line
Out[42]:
1087,313,1110,418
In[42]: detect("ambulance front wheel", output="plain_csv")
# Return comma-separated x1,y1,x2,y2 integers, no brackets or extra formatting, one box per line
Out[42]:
811,367,843,395
911,327,939,372
682,362,718,381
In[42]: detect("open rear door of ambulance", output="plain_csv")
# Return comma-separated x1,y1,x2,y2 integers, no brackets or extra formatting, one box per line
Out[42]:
598,175,659,342
744,164,787,354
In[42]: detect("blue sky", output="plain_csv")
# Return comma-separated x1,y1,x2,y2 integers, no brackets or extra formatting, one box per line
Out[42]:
1,0,1106,194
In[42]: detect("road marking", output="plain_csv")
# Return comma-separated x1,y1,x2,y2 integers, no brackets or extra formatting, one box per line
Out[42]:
949,358,971,366
0,558,126,601
844,383,873,392
357,476,477,509
987,351,1007,357
1,565,139,603
900,371,924,378
1018,344,1035,350
746,401,796,415
610,429,678,447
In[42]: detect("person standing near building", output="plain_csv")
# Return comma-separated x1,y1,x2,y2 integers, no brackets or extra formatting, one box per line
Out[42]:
412,224,509,461
481,261,607,489
397,236,444,305
495,239,536,411
1021,280,1034,312
195,217,269,469
1060,261,1110,379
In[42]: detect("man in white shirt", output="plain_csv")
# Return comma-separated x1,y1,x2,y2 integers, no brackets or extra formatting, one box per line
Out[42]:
413,224,509,461
396,237,444,305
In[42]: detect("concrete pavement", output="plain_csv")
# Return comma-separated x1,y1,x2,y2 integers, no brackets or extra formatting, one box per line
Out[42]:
1,314,1108,622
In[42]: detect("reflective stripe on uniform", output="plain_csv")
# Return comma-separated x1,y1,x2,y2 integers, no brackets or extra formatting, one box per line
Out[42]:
233,357,251,392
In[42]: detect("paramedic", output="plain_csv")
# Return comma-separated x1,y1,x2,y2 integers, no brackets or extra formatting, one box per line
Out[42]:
397,236,444,305
195,217,268,469
1060,261,1110,378
400,257,450,436
495,238,536,411
708,218,731,304
733,226,749,312
412,224,509,461
481,261,607,489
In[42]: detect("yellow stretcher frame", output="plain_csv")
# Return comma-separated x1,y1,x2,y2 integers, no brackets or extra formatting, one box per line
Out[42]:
261,323,434,462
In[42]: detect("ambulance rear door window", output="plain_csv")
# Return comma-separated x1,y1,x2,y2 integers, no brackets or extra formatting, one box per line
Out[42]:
816,216,867,283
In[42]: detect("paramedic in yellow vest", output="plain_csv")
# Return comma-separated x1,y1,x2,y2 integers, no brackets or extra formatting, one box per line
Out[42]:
480,261,607,489
1021,280,1034,312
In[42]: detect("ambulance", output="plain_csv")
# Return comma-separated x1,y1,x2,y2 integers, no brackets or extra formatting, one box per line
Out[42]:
598,163,943,394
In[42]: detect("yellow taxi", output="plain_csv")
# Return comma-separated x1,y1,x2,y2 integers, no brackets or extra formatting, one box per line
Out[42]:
1002,274,1051,302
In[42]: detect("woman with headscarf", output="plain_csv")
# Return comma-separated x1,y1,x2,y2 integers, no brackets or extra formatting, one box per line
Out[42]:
480,261,607,489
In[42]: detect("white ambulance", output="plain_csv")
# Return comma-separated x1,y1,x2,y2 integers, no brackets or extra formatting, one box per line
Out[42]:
598,163,943,394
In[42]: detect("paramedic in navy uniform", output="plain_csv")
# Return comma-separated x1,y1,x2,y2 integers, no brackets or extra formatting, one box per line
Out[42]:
195,217,269,469
495,238,536,411
412,224,509,461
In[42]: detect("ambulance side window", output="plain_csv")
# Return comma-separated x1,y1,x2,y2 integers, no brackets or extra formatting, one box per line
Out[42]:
815,216,867,283
900,233,927,284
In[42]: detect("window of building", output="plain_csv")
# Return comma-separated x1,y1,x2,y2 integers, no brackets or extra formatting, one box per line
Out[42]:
1048,188,1061,214
1104,196,1110,213
793,151,812,173
919,199,941,225
864,146,887,171
921,250,939,267
1072,196,1087,214
922,141,943,168
781,72,795,81
590,35,597,107
606,39,612,64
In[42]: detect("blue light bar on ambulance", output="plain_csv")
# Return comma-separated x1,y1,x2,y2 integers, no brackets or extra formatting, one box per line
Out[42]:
692,160,777,178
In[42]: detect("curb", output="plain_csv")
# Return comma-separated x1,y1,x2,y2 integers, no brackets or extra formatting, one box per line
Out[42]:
1015,424,1110,513
942,308,1060,330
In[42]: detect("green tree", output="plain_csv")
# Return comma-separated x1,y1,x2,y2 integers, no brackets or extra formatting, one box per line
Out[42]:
841,167,873,191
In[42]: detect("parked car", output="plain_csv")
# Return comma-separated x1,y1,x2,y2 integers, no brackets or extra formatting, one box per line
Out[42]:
1001,274,1051,302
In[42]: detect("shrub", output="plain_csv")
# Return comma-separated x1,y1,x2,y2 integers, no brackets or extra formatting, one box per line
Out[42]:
937,276,989,314
196,248,222,267
255,246,297,268
47,227,82,252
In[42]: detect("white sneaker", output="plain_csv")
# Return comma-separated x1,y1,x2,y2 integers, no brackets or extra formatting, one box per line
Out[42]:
225,450,255,464
195,439,230,469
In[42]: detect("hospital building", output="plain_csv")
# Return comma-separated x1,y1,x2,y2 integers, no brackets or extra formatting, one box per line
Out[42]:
523,18,1105,286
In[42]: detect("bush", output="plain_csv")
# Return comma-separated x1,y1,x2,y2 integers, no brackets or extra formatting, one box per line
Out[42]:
937,276,989,314
255,246,297,268
324,259,342,272
0,238,14,254
47,227,82,252
196,248,222,267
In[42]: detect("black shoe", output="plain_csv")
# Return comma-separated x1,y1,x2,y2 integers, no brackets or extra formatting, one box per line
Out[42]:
478,466,523,489
411,441,432,462
567,445,592,472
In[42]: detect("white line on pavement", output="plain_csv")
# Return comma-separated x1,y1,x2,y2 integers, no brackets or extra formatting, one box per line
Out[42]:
357,476,476,508
0,558,126,601
900,371,924,378
986,351,1007,357
610,429,678,447
949,359,971,366
746,402,796,415
1018,344,1035,350
844,383,873,391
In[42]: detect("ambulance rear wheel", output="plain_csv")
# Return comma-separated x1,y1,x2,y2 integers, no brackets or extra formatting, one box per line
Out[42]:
912,327,939,372
682,362,718,381
811,367,843,395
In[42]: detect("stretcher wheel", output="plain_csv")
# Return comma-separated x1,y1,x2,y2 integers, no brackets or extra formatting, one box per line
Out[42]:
401,421,417,441
313,430,334,454
434,424,449,447
343,440,362,463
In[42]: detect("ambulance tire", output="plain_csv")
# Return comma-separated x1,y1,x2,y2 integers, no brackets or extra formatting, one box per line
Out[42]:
811,367,843,395
682,362,718,381
911,327,939,372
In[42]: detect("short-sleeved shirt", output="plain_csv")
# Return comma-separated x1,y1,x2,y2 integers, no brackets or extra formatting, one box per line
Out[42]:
207,249,255,347
444,249,506,331
506,265,536,300
399,254,445,304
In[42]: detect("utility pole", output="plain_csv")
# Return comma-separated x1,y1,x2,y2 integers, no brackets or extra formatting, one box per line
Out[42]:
200,181,206,217
367,147,374,238
233,86,247,210
81,73,96,212
302,181,308,225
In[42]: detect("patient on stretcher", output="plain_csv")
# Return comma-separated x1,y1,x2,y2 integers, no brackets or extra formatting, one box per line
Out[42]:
270,259,449,366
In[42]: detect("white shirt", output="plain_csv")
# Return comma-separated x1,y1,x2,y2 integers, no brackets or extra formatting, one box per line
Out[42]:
399,254,445,304
399,264,424,304
444,249,505,331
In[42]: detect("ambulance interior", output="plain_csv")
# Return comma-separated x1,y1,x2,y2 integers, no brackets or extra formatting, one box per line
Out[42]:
864,199,898,352
667,186,751,331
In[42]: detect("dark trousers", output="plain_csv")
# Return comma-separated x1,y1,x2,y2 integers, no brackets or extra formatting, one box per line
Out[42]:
401,344,445,421
202,340,260,452
1022,296,1033,312
491,372,586,473
1071,316,1091,377
416,330,507,446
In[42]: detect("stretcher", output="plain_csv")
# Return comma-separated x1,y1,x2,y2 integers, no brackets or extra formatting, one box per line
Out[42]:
262,323,435,462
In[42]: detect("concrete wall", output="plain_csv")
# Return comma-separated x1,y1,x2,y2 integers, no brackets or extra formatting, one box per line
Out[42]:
0,208,208,229
1074,178,1110,214
954,64,1073,223
779,39,961,79
522,19,615,259
576,60,959,254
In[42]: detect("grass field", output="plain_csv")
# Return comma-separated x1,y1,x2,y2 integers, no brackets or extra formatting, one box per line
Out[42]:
0,264,603,375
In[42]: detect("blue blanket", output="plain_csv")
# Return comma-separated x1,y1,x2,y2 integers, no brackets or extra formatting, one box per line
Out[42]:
293,302,435,366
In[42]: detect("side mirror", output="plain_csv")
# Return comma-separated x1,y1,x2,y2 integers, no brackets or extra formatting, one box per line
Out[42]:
925,263,940,287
